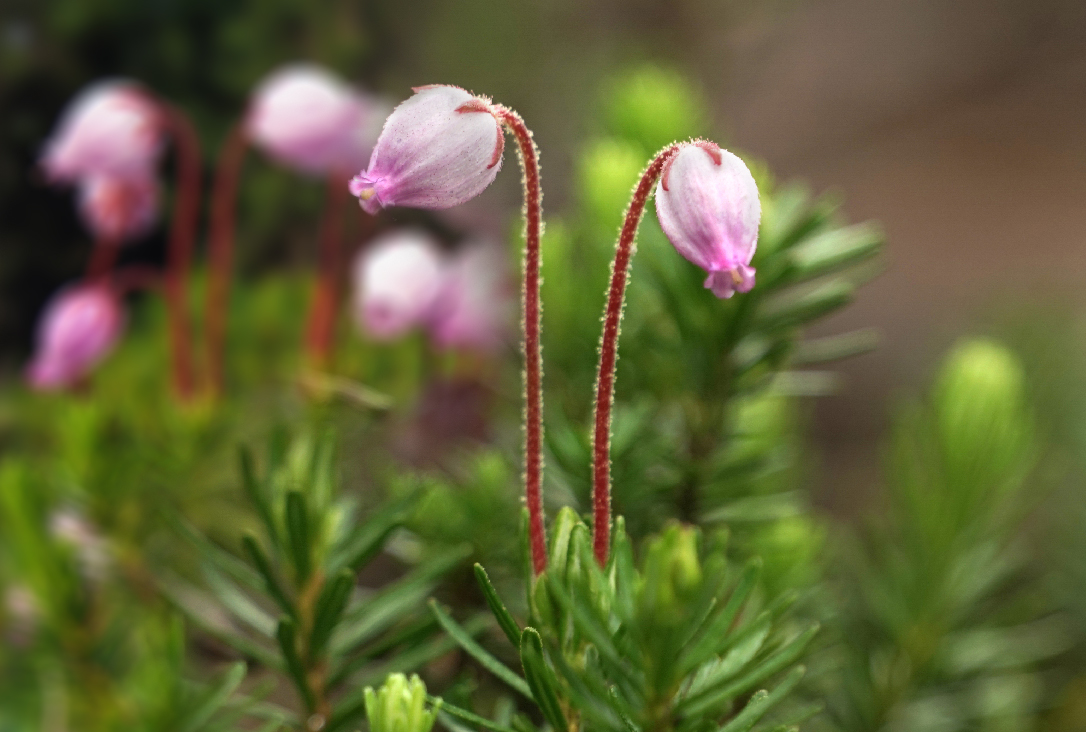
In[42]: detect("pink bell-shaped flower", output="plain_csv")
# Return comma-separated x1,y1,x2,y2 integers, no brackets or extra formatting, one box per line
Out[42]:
430,243,511,351
247,64,382,175
654,141,761,298
351,229,445,339
77,172,158,243
348,85,504,214
26,284,125,390
40,81,163,182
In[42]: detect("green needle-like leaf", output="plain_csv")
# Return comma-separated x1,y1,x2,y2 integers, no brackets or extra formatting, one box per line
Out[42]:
276,617,316,712
178,662,247,732
434,697,521,732
285,491,311,582
429,599,534,700
309,568,355,660
475,563,523,647
715,666,805,732
520,628,568,732
243,534,295,618
239,445,279,546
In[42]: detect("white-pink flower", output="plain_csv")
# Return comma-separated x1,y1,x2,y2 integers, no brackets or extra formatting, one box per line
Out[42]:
349,85,504,214
352,230,446,339
431,243,511,351
26,284,125,390
41,81,163,182
655,141,761,298
77,172,159,243
247,64,383,175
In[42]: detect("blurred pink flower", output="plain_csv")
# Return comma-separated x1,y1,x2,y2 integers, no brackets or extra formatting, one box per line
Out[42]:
26,284,125,390
247,64,383,175
654,141,761,298
40,80,163,182
349,85,504,215
352,229,445,339
77,171,159,243
431,243,511,351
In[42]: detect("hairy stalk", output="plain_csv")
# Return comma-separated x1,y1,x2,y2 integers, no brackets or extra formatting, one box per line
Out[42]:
303,173,350,368
493,106,547,576
591,144,681,566
160,104,202,400
206,122,247,398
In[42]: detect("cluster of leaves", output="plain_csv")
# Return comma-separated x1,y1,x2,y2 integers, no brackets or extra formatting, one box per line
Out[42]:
167,429,479,732
821,340,1072,732
434,508,819,732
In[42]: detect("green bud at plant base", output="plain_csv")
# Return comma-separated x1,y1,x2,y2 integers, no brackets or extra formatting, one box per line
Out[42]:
364,673,439,732
933,338,1030,488
605,64,709,153
638,523,702,624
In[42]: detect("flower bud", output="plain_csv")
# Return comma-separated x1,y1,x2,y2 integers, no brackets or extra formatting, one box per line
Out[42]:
654,141,761,298
247,64,383,175
430,242,512,351
26,284,125,390
351,229,445,339
638,523,703,626
41,81,162,182
364,673,440,732
78,171,159,242
349,85,504,214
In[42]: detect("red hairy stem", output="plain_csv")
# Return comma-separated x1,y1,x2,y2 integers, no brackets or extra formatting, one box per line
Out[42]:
159,104,202,400
85,237,120,281
206,122,247,398
493,106,547,576
591,144,681,567
303,173,350,367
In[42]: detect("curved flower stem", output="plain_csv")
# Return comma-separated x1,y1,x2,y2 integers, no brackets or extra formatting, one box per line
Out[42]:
85,237,120,281
159,104,202,401
303,173,350,368
206,121,248,398
493,106,547,576
591,144,681,566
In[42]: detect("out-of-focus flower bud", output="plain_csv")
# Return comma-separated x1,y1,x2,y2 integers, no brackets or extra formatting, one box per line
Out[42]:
50,508,110,581
364,673,440,732
430,243,511,351
654,141,761,299
352,230,445,339
606,64,709,154
26,284,125,390
638,523,702,625
3,585,38,647
349,85,504,215
247,64,383,175
77,171,158,242
934,338,1030,487
41,81,162,182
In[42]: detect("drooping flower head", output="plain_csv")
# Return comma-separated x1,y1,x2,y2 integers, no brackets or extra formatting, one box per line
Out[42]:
654,141,761,298
41,81,163,182
349,85,504,214
352,229,445,339
247,64,383,175
26,284,125,390
430,243,511,351
77,171,159,243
